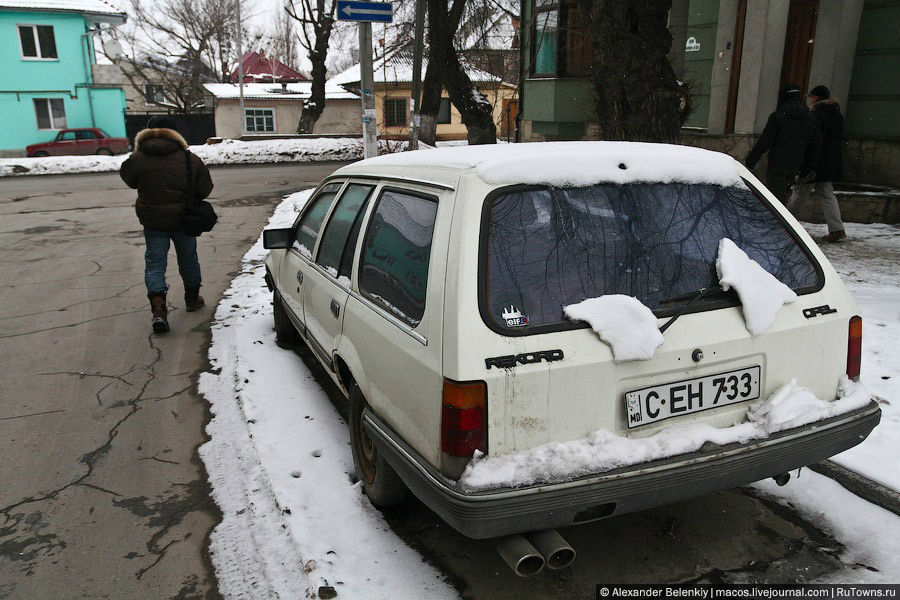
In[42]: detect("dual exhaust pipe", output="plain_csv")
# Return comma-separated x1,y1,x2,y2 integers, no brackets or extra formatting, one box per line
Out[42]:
497,529,576,577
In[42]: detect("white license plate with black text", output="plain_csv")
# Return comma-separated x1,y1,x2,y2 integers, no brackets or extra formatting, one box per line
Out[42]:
625,366,761,429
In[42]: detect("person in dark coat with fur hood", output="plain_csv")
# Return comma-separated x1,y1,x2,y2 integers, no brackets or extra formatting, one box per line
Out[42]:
746,84,822,203
120,116,214,332
786,84,847,242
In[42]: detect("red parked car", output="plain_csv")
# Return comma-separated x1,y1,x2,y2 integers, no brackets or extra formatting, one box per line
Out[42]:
26,128,130,157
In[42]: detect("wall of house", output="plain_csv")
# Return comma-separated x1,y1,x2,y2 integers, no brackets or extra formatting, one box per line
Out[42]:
0,10,126,154
92,63,170,115
377,85,518,140
314,100,361,134
214,98,302,139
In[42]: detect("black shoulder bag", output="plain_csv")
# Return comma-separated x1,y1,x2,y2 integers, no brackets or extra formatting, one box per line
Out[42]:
182,149,218,237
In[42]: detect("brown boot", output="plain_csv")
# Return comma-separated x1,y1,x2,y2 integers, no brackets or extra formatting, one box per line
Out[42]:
185,287,205,312
821,230,847,243
149,293,169,333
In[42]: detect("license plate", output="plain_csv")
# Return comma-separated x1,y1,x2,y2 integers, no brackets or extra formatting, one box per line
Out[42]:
625,366,761,429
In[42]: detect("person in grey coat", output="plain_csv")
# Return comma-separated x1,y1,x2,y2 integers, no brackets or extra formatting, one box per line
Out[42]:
786,84,847,243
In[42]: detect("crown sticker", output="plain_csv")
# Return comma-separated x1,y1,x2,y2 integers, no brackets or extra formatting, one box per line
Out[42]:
502,305,529,327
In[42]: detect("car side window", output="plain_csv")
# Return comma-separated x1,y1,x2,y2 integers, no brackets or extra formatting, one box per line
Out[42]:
294,183,342,258
316,184,374,277
358,189,438,327
76,130,96,139
59,131,76,141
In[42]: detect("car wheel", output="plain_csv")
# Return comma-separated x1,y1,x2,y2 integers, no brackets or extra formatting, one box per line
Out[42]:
273,290,300,343
349,384,409,507
32,151,49,157
96,148,113,156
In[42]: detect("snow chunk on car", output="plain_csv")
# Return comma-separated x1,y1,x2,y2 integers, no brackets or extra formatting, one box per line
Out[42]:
459,377,871,491
716,238,797,335
564,295,664,361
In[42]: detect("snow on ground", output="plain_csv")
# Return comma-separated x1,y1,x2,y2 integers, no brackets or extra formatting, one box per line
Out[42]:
717,238,797,335
0,137,390,177
805,221,900,491
198,190,456,600
751,470,900,583
459,378,870,491
564,294,664,361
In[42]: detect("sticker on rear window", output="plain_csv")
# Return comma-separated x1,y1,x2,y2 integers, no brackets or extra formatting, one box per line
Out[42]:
502,305,529,327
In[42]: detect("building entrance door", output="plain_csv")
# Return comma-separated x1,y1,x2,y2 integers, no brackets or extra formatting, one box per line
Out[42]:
780,0,819,94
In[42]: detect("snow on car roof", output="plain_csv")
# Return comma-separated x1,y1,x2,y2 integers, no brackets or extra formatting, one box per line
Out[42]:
341,142,745,188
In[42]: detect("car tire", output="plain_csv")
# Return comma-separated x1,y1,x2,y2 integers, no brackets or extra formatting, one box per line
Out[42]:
349,384,409,508
273,290,300,343
96,148,113,156
32,151,48,157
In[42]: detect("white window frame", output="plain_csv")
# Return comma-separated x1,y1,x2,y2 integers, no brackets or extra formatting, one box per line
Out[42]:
33,98,67,130
243,107,276,133
17,24,58,61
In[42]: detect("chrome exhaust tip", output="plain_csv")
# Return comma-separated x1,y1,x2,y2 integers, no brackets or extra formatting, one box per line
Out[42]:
526,529,576,570
773,472,791,486
497,534,545,577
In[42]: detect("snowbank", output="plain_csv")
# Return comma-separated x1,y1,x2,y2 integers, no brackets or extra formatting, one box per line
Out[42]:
0,137,387,177
459,377,871,491
717,238,797,335
199,190,456,599
361,141,746,188
563,295,664,361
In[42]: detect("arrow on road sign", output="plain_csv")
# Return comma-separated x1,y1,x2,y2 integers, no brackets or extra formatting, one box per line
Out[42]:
336,0,393,22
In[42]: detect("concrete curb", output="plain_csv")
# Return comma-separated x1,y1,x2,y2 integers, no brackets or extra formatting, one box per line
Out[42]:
809,460,900,516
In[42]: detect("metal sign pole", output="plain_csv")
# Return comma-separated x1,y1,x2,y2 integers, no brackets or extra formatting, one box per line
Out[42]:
359,21,378,158
236,0,245,136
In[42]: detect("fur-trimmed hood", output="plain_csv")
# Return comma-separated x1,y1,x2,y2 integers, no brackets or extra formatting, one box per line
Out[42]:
813,98,840,112
134,127,189,155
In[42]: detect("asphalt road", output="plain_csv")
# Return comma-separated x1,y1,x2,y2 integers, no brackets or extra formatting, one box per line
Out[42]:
0,162,865,599
0,162,344,600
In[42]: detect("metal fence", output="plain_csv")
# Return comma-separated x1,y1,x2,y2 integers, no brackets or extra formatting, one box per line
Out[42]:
124,112,216,146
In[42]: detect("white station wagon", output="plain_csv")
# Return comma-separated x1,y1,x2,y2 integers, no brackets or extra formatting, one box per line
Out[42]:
263,142,880,576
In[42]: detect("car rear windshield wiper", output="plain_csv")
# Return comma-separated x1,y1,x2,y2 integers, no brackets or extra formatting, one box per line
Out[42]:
659,285,734,333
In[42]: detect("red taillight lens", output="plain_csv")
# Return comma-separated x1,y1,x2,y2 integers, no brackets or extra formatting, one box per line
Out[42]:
441,379,487,457
847,316,862,381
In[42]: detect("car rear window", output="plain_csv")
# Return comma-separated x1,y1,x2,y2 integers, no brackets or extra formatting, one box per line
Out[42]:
482,182,822,332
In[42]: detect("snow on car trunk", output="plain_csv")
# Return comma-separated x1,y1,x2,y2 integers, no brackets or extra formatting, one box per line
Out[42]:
199,190,456,599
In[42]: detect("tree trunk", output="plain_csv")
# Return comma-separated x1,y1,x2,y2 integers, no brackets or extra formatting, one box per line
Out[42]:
298,31,331,133
443,53,497,144
418,60,442,145
587,0,681,143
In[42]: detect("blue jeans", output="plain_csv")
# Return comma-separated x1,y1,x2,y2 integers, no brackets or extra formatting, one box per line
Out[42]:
144,229,202,295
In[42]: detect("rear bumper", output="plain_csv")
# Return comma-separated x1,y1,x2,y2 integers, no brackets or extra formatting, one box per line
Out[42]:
363,402,881,539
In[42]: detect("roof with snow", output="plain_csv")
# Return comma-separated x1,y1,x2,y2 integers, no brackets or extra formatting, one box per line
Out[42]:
0,0,126,22
328,48,509,88
334,142,746,189
204,82,358,101
230,50,308,83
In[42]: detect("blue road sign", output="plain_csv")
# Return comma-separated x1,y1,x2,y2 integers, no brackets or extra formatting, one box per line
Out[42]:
336,0,393,22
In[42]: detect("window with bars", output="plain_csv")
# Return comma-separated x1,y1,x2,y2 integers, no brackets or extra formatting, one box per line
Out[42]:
18,24,57,59
33,98,66,130
384,98,408,127
531,0,592,77
244,108,275,132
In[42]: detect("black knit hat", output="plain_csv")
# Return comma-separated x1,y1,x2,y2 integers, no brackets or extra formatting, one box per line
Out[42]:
808,85,830,99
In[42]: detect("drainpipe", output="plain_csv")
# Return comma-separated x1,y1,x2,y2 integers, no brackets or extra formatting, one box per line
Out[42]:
515,0,526,142
81,29,97,127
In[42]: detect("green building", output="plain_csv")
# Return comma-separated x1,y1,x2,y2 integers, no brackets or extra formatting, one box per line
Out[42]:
0,0,127,157
519,0,900,186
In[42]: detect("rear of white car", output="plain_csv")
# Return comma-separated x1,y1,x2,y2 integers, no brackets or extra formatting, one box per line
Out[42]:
356,144,878,542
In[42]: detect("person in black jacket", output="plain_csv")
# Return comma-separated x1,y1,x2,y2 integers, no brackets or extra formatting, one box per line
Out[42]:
746,84,822,203
120,116,214,333
787,84,846,242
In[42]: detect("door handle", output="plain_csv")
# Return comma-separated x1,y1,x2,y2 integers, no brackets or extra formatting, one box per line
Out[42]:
296,270,303,284
330,299,340,319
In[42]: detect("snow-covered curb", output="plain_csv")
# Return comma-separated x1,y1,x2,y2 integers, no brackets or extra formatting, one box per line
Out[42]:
460,377,871,491
198,190,456,599
0,138,384,177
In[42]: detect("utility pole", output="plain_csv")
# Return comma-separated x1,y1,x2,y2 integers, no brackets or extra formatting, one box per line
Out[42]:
236,0,245,136
408,0,425,150
359,22,378,158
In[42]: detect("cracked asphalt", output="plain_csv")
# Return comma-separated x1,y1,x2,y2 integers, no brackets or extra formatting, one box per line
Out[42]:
0,162,346,600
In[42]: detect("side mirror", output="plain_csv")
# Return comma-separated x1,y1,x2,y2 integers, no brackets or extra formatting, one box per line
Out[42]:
263,228,293,249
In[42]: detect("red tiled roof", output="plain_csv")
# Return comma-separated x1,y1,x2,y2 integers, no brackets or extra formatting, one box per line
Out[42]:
230,50,308,83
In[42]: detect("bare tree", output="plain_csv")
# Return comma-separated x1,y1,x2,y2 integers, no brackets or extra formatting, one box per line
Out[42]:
584,0,682,142
286,0,338,133
267,7,300,71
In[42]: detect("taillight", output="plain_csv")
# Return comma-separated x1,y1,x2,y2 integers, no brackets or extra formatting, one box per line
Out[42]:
847,316,862,381
441,379,487,461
